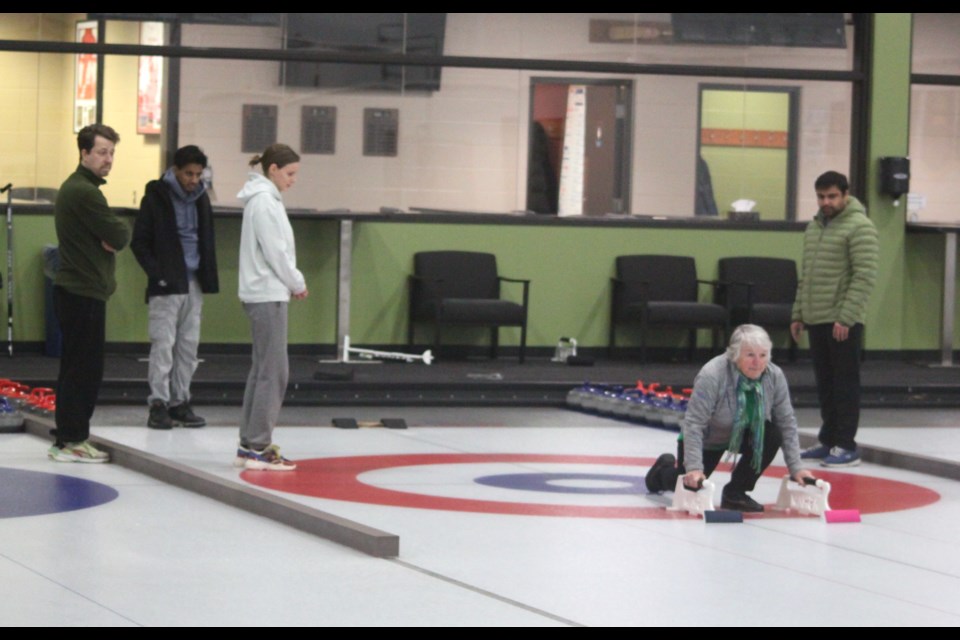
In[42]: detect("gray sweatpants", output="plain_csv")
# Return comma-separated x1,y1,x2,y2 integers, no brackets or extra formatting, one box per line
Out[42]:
147,277,203,406
240,301,289,449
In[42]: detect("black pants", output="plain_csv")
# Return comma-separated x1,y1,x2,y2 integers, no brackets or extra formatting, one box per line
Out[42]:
652,421,783,494
682,424,783,493
807,323,863,451
54,287,106,445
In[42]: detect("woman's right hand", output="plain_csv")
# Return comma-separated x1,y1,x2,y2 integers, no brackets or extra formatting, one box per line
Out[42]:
683,470,705,489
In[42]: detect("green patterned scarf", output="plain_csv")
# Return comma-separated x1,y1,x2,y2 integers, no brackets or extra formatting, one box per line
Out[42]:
726,373,765,474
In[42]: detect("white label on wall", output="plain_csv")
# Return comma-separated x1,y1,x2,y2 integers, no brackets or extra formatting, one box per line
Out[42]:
558,85,587,217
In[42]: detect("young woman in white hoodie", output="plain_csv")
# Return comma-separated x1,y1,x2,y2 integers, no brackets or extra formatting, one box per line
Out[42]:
234,144,308,471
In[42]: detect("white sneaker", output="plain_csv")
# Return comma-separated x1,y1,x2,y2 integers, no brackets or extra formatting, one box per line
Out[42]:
240,444,296,471
48,441,110,463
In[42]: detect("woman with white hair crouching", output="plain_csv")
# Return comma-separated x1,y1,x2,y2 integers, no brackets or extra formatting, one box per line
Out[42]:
645,324,815,512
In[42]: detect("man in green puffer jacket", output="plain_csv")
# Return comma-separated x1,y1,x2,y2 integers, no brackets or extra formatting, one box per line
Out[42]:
790,171,878,468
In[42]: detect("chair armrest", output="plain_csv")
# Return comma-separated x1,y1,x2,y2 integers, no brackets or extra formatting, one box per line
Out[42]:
698,278,733,297
498,276,530,310
720,279,755,295
715,279,755,316
409,274,445,285
697,278,726,288
720,279,754,289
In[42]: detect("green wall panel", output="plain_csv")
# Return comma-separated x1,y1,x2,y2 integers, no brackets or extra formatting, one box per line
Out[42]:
350,222,804,349
866,13,913,351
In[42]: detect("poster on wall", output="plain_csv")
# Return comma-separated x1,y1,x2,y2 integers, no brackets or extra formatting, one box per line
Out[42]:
137,22,164,135
74,20,98,133
558,85,586,217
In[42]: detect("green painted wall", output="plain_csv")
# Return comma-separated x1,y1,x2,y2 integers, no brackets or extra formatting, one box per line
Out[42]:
865,14,913,350
903,233,945,349
351,222,804,350
3,212,805,349
1,214,338,347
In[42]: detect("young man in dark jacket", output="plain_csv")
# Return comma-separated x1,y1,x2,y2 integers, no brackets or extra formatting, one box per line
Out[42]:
132,145,219,429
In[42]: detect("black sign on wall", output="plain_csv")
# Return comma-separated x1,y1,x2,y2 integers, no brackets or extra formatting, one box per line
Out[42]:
363,108,399,157
242,104,278,154
301,106,337,155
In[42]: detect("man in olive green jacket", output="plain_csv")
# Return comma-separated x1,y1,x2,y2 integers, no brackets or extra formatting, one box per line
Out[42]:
49,124,130,464
790,171,878,468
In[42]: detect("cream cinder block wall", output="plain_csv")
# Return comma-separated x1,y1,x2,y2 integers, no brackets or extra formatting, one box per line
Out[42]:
449,13,853,71
39,49,78,190
178,21,523,213
1,49,46,191
0,14,161,201
100,20,163,207
909,86,960,222
908,14,960,223
797,80,854,213
912,12,960,75
0,13,80,194
177,13,854,218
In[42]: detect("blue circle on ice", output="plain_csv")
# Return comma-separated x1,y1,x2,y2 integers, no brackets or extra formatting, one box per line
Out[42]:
474,472,645,495
0,467,119,518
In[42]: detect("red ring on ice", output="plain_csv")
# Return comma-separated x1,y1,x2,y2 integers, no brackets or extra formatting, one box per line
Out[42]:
241,454,940,519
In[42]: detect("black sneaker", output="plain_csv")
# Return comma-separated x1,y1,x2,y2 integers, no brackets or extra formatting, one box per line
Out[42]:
169,403,206,428
148,400,173,430
721,488,764,513
645,453,677,493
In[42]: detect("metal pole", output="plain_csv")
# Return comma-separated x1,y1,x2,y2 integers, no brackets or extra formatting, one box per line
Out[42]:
2,183,13,357
940,231,957,366
337,219,353,361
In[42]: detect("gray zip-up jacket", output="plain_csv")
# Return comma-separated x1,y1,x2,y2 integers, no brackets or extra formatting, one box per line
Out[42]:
680,355,803,477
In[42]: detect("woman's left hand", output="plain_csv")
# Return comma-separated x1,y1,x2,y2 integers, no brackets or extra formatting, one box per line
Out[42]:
792,469,816,484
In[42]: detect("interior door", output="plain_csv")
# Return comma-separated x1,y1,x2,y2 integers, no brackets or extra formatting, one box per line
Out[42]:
529,79,631,216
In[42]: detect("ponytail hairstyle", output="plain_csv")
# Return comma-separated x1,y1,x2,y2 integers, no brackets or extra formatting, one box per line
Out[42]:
249,143,300,174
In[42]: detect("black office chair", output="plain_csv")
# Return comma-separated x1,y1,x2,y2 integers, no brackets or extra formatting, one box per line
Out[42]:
408,251,530,363
718,257,798,361
610,255,728,362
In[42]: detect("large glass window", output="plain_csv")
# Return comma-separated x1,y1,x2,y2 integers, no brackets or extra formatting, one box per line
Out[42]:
911,13,960,75
910,13,960,223
1,13,860,219
0,14,84,200
448,13,854,71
